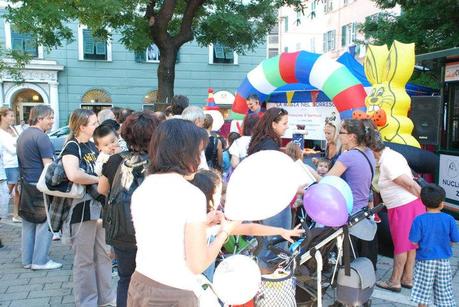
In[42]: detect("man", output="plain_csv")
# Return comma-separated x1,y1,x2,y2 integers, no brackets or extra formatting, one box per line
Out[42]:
181,106,209,170
246,94,262,114
171,95,190,117
17,105,62,270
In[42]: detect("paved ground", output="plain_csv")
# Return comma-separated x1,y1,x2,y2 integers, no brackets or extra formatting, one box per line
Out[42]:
1,218,458,306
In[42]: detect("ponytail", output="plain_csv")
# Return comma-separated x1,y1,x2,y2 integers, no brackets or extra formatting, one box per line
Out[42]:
362,119,378,148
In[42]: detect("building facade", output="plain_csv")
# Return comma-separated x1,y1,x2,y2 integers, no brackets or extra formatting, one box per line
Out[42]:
0,8,267,129
275,0,399,60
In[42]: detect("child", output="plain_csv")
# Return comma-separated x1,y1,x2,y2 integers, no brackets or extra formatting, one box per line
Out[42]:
316,158,331,176
409,184,459,307
93,124,121,176
285,141,303,162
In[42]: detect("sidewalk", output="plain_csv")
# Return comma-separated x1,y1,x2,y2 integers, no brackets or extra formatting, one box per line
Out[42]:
1,219,458,306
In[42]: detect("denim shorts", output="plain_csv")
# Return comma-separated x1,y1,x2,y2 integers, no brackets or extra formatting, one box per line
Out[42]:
5,167,19,185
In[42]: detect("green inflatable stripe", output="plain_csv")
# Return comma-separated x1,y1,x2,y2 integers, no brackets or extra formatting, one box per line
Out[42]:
262,56,286,88
229,110,245,120
322,66,361,99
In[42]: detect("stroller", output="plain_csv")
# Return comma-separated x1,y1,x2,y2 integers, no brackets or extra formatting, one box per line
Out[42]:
254,204,383,307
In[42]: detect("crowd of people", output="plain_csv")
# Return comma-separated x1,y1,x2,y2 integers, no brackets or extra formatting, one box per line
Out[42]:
0,92,458,307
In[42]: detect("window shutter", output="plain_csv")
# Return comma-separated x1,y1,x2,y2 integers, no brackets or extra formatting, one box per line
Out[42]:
83,30,95,54
95,41,107,55
12,37,23,51
135,51,145,63
323,33,327,52
331,30,336,50
224,47,234,60
341,25,347,46
24,37,38,57
214,44,225,59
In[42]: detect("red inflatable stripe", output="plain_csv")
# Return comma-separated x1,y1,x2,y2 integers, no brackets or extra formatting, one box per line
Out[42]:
332,84,367,112
279,52,300,83
232,93,249,114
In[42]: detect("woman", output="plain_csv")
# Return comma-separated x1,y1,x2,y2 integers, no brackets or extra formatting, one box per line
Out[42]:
62,109,115,307
247,107,292,273
324,118,378,268
313,121,341,167
128,119,240,306
0,107,20,222
203,114,223,171
371,135,425,292
98,111,160,307
229,113,259,168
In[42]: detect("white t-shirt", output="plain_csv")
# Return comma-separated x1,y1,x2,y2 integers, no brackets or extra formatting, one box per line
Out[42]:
0,143,6,180
94,152,110,176
229,136,251,160
378,147,417,209
0,128,19,168
131,173,207,291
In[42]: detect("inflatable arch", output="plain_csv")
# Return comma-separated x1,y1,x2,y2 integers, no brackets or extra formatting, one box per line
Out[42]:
232,51,367,119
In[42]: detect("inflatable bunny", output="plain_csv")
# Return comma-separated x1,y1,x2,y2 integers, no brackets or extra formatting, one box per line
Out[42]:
361,40,420,148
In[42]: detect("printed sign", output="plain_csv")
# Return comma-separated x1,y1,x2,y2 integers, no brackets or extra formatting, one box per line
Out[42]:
439,154,459,202
267,102,340,140
445,62,459,82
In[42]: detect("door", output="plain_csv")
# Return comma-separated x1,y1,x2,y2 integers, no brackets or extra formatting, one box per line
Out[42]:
19,103,38,125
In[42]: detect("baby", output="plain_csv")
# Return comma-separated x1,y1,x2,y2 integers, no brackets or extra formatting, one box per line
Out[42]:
316,158,331,176
93,124,121,176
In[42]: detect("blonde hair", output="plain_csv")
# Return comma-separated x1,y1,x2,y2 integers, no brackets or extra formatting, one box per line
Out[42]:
285,141,303,161
325,121,342,153
68,109,95,140
0,106,13,124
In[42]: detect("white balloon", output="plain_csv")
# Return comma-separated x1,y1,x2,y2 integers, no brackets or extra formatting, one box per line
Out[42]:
225,150,307,221
204,110,225,131
212,255,261,305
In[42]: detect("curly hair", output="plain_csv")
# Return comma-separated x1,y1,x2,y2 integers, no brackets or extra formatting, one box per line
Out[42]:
121,111,160,153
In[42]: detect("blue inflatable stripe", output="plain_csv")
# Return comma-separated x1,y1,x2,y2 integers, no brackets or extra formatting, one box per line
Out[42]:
295,51,321,85
236,77,267,101
339,106,366,120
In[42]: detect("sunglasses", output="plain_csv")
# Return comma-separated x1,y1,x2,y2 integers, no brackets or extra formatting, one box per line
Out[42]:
339,131,350,135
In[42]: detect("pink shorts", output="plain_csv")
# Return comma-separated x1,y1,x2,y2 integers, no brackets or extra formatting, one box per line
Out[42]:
388,198,426,255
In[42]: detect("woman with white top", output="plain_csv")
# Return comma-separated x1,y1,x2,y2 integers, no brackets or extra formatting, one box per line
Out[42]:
128,119,240,306
229,113,259,168
0,107,20,222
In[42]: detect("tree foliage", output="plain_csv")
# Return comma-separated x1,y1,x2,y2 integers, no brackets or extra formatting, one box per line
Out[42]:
5,0,305,102
0,47,30,82
360,0,459,54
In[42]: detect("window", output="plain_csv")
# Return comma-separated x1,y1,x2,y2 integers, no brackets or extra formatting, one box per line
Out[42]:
268,48,278,58
136,43,160,63
209,43,238,64
81,89,112,104
341,23,356,47
11,26,38,57
310,1,317,19
78,25,112,61
310,38,316,53
323,30,336,52
324,0,333,14
284,16,289,32
4,22,43,58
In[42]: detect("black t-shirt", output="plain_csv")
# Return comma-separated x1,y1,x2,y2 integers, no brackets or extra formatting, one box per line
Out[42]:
250,138,280,155
102,153,124,186
61,139,98,224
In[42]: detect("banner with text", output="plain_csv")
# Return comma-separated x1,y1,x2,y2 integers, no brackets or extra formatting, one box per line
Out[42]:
267,102,340,140
439,154,459,203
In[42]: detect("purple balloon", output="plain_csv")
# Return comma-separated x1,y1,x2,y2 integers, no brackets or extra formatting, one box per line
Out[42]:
303,184,348,227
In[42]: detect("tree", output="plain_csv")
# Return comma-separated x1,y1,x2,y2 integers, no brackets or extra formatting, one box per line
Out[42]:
359,0,459,88
0,47,30,82
5,0,305,103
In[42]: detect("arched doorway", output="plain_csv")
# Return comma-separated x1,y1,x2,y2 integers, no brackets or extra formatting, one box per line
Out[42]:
81,88,113,114
12,89,44,125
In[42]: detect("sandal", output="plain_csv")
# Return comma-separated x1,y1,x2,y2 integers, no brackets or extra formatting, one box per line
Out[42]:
376,280,401,293
401,283,413,289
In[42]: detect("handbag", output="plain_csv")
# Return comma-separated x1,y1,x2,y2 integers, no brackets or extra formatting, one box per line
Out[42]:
18,180,47,223
37,140,85,199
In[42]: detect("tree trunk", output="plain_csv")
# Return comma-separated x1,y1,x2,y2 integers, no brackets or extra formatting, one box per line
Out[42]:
157,46,178,104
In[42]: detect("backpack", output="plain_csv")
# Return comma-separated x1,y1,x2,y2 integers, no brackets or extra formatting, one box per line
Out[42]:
205,135,221,170
103,152,149,248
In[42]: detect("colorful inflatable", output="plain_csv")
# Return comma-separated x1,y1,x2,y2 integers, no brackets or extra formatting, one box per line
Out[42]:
362,40,420,148
232,51,367,119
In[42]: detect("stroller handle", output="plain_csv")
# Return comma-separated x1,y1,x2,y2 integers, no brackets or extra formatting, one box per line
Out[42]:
265,203,385,256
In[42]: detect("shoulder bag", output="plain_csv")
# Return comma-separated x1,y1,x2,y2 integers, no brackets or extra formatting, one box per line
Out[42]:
37,140,85,199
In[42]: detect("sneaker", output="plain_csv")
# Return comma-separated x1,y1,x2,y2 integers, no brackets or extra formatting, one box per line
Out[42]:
52,232,61,241
23,264,31,269
31,260,63,270
12,217,22,223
